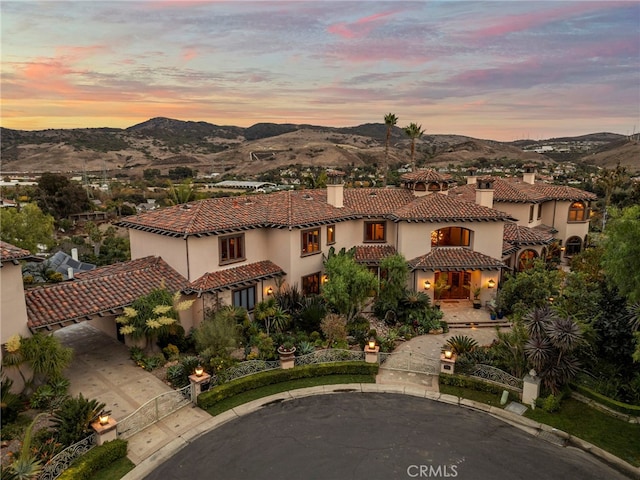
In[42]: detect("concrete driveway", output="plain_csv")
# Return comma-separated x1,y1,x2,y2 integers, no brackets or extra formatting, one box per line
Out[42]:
143,393,629,480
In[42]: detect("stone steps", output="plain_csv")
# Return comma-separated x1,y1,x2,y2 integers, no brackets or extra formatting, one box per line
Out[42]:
446,320,512,329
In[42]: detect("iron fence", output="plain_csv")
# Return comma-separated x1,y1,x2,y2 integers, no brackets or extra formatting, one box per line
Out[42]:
39,434,96,480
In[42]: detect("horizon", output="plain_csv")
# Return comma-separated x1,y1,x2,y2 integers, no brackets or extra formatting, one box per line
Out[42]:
2,1,639,141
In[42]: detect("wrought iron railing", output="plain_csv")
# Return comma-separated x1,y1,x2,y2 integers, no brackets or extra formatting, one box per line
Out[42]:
116,384,191,439
213,359,280,386
39,434,96,480
468,364,523,391
294,349,365,366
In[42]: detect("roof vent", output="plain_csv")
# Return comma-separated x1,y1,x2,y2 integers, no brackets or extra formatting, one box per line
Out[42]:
369,192,377,197
182,203,191,210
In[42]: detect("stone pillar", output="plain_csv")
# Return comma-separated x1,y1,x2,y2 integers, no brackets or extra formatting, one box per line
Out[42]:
440,352,457,375
522,370,541,406
278,347,296,369
364,344,379,363
189,372,211,404
90,416,118,446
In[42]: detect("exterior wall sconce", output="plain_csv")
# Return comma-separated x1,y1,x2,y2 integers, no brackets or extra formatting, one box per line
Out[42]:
195,365,204,377
322,275,329,284
266,287,274,296
444,350,453,359
560,246,566,252
98,412,110,426
487,279,496,288
424,280,431,290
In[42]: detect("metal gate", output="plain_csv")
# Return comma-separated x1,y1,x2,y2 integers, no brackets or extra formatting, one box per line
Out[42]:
116,385,190,439
378,350,438,375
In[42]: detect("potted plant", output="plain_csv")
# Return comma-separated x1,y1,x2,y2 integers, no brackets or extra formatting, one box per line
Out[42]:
277,341,296,356
487,299,498,320
495,292,506,319
471,286,482,309
433,277,450,309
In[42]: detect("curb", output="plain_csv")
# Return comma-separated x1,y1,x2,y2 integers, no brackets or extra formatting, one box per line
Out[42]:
122,383,640,480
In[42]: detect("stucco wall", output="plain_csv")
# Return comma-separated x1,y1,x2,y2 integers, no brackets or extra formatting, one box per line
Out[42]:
130,230,189,278
0,262,30,345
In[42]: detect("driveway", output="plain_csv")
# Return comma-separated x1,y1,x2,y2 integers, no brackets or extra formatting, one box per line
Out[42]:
143,393,628,480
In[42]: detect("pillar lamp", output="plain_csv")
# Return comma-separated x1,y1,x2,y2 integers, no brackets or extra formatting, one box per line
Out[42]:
98,412,110,426
444,350,453,359
195,365,204,377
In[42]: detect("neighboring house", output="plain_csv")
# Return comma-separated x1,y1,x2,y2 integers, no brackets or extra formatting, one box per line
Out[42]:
117,169,518,314
450,165,597,268
23,256,190,344
1,241,32,345
23,250,96,282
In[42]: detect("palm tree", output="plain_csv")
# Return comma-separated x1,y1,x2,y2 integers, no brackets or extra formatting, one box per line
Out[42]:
383,113,398,185
404,122,424,171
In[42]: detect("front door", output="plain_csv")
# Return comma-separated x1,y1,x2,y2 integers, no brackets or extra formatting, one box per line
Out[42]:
436,272,471,299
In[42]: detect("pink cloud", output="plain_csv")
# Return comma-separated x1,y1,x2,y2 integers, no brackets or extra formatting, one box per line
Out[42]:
182,47,198,62
327,10,398,40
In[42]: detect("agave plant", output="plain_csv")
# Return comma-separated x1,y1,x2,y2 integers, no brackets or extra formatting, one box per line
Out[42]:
445,335,478,355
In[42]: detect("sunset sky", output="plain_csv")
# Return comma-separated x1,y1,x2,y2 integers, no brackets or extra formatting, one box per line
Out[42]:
2,1,639,141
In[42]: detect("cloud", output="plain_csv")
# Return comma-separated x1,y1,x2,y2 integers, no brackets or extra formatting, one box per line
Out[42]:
327,10,399,39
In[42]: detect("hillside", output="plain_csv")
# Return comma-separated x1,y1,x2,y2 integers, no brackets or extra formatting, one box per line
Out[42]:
1,119,635,176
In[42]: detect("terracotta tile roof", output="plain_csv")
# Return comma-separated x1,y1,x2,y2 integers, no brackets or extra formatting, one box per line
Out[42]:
502,241,519,256
390,193,513,222
450,179,596,203
400,169,452,183
343,188,416,216
185,260,285,294
1,241,32,263
25,256,187,332
409,247,506,271
503,223,554,245
353,245,397,265
117,190,359,237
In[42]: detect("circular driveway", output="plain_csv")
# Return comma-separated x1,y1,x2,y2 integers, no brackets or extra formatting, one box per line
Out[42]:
144,393,627,480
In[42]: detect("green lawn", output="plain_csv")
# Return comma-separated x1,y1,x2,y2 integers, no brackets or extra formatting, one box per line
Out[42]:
524,397,640,467
441,384,640,467
204,374,376,416
91,457,135,480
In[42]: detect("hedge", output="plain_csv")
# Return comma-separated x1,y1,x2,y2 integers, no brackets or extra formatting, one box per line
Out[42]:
58,439,128,480
198,361,379,410
439,373,521,398
572,383,640,417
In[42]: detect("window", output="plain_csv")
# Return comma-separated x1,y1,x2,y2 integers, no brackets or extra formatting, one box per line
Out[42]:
518,249,538,271
565,236,582,256
327,225,335,245
301,228,321,255
431,227,471,247
233,286,256,311
537,203,543,219
364,221,386,242
529,205,535,223
302,272,320,295
568,201,587,222
219,234,245,265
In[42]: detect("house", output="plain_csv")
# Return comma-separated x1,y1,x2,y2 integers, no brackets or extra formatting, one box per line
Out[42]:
1,241,32,345
116,169,516,316
450,165,596,269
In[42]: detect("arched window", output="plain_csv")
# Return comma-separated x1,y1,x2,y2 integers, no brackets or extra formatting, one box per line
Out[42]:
414,182,426,191
428,182,440,192
518,249,538,271
565,236,582,256
568,201,587,222
431,227,471,247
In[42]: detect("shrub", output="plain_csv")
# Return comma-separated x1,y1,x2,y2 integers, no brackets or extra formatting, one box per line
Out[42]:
198,362,378,410
58,439,128,480
162,344,180,361
446,335,478,355
1,377,22,426
572,383,640,416
438,373,521,398
542,393,562,413
50,394,106,447
320,314,347,346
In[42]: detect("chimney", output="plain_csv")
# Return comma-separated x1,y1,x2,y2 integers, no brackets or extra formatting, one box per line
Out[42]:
67,267,74,280
476,177,494,208
71,248,79,261
326,169,345,208
466,167,478,185
523,164,536,184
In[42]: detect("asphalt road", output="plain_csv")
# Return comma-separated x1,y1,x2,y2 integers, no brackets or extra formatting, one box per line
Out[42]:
144,393,629,480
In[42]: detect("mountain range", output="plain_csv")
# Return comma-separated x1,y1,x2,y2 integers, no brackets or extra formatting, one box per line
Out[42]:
1,118,637,176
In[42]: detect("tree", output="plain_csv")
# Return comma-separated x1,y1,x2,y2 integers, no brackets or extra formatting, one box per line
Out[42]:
0,203,55,253
523,307,583,394
383,113,398,184
116,288,194,352
35,172,91,220
167,180,197,205
322,249,377,322
602,205,640,303
253,297,290,336
373,253,409,320
404,122,424,170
